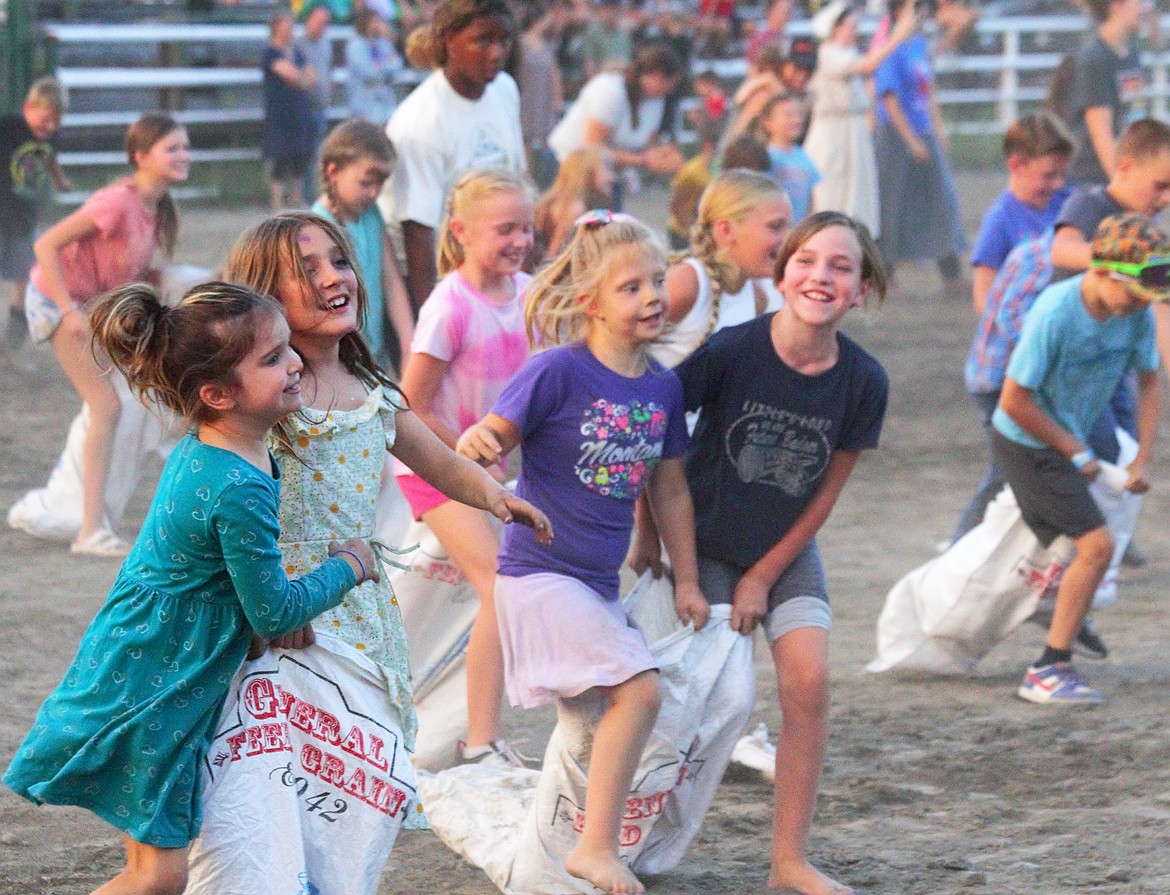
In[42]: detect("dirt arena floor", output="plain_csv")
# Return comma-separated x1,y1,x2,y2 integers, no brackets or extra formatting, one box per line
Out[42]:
3,171,1170,895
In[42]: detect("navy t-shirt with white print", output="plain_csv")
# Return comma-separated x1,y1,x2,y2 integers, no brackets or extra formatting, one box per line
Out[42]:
676,313,888,571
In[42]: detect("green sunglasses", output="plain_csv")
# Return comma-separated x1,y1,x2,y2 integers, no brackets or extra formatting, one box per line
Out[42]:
1089,254,1170,291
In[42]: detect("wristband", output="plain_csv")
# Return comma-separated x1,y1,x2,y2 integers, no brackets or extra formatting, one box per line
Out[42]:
1070,449,1095,470
334,548,366,583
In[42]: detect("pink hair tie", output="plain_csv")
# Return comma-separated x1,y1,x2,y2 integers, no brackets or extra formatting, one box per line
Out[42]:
574,209,639,229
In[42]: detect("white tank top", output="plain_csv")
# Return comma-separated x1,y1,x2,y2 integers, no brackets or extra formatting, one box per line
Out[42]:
650,258,784,368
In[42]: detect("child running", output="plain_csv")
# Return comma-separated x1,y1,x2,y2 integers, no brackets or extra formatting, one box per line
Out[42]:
395,169,537,765
312,118,415,369
223,211,552,763
637,211,889,895
457,210,709,895
995,214,1163,705
653,169,792,368
19,112,189,555
4,280,376,895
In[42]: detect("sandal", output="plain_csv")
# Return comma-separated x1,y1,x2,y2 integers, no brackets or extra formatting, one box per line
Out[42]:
71,528,131,558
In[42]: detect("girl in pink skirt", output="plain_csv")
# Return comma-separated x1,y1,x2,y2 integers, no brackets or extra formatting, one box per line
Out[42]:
457,210,708,895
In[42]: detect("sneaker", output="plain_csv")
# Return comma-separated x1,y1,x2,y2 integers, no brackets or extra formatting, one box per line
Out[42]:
455,739,540,770
730,722,776,781
1073,618,1108,660
1017,662,1102,705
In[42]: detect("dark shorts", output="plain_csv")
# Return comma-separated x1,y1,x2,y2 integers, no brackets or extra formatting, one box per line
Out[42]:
992,429,1105,546
697,541,831,644
0,217,35,282
268,155,310,181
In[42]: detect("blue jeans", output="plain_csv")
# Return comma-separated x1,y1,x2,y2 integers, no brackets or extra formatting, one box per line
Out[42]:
951,390,1004,544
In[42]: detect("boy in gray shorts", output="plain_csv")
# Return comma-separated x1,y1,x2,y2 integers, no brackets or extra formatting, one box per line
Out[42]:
993,213,1165,705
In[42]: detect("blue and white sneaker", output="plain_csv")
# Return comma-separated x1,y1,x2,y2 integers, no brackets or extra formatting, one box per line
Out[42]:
1017,662,1102,705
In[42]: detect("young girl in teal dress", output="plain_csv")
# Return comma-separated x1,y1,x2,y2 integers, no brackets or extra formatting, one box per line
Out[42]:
222,212,551,789
4,280,380,895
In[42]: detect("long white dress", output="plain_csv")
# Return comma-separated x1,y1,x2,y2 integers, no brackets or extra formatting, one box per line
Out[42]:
803,42,881,237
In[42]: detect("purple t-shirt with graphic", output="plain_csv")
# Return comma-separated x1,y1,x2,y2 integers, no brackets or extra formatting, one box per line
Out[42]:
494,343,688,599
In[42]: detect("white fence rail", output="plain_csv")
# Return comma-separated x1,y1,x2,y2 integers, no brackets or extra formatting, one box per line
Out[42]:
39,13,1170,177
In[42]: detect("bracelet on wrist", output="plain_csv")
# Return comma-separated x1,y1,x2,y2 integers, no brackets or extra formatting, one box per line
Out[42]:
1070,449,1095,470
334,548,366,582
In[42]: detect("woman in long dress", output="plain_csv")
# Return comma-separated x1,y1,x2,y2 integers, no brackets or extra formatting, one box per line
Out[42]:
802,0,915,237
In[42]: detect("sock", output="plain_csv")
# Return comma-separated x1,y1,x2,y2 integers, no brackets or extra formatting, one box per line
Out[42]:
1039,646,1072,667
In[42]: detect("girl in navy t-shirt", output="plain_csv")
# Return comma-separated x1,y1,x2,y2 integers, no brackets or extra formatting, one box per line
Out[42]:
634,211,889,895
458,210,707,895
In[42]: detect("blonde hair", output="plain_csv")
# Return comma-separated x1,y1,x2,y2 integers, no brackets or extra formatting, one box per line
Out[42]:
89,281,282,423
436,167,535,276
774,210,887,307
683,169,790,341
525,213,666,347
25,76,67,113
534,148,612,260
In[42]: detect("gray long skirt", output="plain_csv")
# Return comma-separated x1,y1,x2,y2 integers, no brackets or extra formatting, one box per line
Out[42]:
875,123,967,267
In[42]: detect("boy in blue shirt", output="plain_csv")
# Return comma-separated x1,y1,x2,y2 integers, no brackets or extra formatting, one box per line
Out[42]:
760,92,819,222
993,214,1164,705
970,112,1074,314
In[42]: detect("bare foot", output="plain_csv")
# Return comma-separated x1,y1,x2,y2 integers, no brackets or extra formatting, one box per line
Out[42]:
565,846,645,895
767,859,852,895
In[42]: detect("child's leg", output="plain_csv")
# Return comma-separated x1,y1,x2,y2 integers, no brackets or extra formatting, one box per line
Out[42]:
1045,524,1114,653
91,836,187,895
423,500,505,749
767,626,851,895
566,670,661,895
50,325,121,542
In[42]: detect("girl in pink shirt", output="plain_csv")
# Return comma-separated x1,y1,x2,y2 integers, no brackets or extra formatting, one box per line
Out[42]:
24,113,190,556
396,168,534,766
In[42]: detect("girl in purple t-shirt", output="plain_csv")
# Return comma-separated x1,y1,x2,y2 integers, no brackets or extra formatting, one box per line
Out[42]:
397,168,535,767
457,211,708,895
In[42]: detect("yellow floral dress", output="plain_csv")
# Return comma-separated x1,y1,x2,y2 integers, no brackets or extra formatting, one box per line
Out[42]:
271,387,421,806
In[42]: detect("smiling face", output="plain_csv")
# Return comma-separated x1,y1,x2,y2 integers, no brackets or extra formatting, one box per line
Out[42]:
134,127,191,185
585,243,668,351
275,224,362,348
327,156,392,220
223,310,304,426
722,194,793,280
777,224,867,328
763,96,805,146
452,189,535,284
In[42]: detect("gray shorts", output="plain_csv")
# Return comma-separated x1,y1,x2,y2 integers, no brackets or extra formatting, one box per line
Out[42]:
24,281,65,344
992,429,1105,547
697,541,831,644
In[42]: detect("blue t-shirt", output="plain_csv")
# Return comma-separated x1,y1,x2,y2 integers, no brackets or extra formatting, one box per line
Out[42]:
311,200,388,356
874,33,933,135
676,314,888,570
493,343,689,599
970,187,1071,272
993,275,1159,448
768,145,820,222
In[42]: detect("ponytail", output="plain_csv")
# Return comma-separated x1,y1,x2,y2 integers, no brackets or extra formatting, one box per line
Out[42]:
89,283,171,399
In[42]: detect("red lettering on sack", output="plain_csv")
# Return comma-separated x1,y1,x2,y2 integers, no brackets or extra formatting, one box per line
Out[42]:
622,791,667,820
243,678,278,719
262,722,292,754
226,731,247,761
365,734,388,771
368,776,407,817
315,709,342,745
619,824,642,847
288,698,318,735
301,743,322,774
320,752,348,786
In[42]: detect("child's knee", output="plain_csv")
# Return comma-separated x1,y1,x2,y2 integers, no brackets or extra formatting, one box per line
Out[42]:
778,665,830,721
1075,527,1115,571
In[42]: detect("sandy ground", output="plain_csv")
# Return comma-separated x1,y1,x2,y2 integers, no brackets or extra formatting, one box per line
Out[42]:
3,172,1170,895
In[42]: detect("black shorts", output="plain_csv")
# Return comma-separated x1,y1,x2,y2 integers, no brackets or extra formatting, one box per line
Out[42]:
268,155,309,181
992,429,1105,546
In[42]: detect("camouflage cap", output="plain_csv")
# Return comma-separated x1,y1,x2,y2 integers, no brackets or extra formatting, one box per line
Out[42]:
1091,213,1170,266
